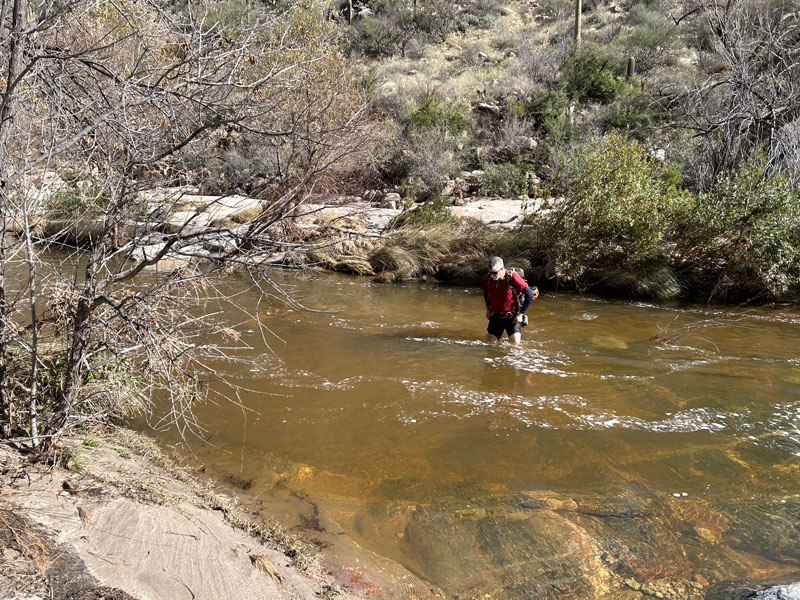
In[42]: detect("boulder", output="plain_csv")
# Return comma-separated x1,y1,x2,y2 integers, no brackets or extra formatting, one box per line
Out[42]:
381,192,402,210
441,178,469,198
650,148,666,161
752,583,800,600
203,234,239,254
475,102,502,116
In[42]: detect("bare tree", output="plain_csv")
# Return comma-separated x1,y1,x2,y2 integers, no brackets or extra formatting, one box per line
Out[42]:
680,0,800,186
0,0,372,447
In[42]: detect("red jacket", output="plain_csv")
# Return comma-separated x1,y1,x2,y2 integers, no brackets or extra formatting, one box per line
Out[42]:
482,270,529,314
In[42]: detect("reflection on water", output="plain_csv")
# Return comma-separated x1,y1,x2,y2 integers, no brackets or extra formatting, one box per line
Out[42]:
142,270,800,598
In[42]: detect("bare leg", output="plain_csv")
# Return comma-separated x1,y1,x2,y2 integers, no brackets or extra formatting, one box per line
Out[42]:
509,332,521,345
487,333,499,343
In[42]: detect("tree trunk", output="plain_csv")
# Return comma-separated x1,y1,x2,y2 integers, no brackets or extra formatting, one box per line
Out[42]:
0,0,29,439
22,205,39,447
55,252,100,434
0,0,28,175
0,213,8,439
574,0,582,48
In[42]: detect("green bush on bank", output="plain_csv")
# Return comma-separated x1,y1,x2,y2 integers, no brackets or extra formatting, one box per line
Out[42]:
526,88,573,141
393,194,454,227
601,90,663,137
675,156,800,301
46,179,111,215
534,133,692,296
524,142,800,300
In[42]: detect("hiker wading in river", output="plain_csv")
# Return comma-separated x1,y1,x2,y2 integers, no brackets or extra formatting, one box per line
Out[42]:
482,256,538,345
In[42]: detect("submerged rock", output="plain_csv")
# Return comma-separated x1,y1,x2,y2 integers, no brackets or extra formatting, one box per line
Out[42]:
752,583,800,599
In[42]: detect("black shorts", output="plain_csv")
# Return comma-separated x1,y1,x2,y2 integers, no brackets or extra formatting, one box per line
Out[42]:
487,315,521,339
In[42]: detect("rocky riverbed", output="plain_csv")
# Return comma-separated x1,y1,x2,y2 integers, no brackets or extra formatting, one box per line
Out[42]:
210,442,800,600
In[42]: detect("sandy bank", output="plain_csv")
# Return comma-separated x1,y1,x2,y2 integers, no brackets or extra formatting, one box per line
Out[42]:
0,430,356,600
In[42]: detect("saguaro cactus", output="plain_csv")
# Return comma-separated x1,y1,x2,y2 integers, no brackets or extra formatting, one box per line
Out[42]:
574,0,582,47
627,55,636,78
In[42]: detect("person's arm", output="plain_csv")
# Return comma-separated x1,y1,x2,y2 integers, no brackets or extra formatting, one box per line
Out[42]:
484,288,492,318
518,286,534,314
510,272,538,314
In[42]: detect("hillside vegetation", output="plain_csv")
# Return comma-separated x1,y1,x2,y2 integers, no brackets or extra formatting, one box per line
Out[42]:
329,0,800,301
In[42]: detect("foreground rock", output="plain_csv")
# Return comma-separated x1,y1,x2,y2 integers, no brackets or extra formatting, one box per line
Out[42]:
752,583,800,599
0,432,356,600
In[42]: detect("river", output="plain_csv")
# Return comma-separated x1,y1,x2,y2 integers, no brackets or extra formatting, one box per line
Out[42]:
142,268,800,599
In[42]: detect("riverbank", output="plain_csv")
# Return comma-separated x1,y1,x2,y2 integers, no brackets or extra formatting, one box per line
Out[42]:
16,170,800,303
0,428,391,600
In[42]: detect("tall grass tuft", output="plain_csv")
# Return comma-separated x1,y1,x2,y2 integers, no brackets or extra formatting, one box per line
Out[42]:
370,219,491,282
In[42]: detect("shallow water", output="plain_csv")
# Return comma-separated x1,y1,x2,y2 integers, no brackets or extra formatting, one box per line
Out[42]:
142,269,800,598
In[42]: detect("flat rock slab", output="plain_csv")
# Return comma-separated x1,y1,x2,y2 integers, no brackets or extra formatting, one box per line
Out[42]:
141,189,542,238
139,188,263,233
447,198,545,226
296,202,401,234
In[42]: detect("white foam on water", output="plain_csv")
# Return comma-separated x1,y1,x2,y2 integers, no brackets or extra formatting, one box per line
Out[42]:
589,296,800,326
406,336,489,347
395,321,441,328
394,376,800,450
486,347,653,381
328,317,362,330
576,313,599,321
489,347,574,377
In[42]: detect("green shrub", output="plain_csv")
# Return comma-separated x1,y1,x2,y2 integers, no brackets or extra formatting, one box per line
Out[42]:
350,12,418,57
452,0,504,31
535,133,692,295
402,125,463,197
347,0,502,57
537,0,573,20
675,156,800,300
480,161,529,197
506,100,526,119
526,88,572,141
621,5,682,74
406,98,468,136
46,180,111,214
393,194,454,227
562,47,626,104
602,90,663,137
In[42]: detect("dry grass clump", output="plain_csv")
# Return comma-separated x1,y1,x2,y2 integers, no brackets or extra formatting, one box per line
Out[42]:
228,204,263,224
0,510,51,574
370,218,492,282
250,554,281,582
306,237,376,275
